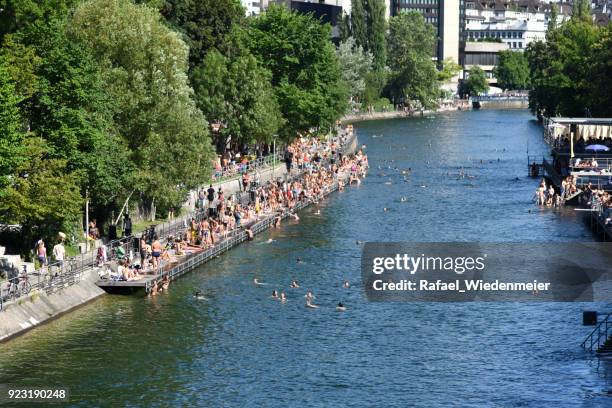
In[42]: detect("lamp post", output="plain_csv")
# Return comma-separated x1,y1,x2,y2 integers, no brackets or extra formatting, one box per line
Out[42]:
84,188,89,253
272,135,278,179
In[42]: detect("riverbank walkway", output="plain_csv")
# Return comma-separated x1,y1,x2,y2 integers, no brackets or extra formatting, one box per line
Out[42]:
96,130,363,294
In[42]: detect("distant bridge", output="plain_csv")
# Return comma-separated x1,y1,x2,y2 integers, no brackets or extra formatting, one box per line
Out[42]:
471,95,528,109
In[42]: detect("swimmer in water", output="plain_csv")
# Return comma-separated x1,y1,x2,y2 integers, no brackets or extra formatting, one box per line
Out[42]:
305,290,314,302
290,280,300,288
336,302,347,312
296,257,303,264
290,212,300,221
306,299,319,309
315,209,321,215
343,280,350,289
266,238,275,244
271,290,278,299
253,278,265,286
400,197,407,202
280,291,287,302
194,290,206,300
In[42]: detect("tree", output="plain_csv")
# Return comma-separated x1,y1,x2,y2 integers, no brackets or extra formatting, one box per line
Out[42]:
336,37,373,100
351,0,367,50
589,25,612,117
4,17,135,226
365,0,387,70
0,137,82,253
339,12,351,42
437,57,461,82
155,0,246,70
0,61,25,199
573,0,591,22
493,51,530,90
462,66,489,96
192,48,284,150
0,0,78,40
386,12,439,108
526,17,601,118
246,6,347,140
71,0,215,213
547,3,559,37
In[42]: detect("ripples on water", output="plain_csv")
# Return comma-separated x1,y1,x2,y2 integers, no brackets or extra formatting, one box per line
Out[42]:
1,110,611,407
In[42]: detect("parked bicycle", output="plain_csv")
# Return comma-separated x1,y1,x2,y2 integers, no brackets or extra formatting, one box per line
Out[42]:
6,266,32,300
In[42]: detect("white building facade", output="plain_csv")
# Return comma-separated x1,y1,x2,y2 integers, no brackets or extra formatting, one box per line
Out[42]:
242,0,263,16
464,0,570,51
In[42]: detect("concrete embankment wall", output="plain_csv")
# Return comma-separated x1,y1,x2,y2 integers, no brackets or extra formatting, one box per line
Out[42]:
0,270,106,342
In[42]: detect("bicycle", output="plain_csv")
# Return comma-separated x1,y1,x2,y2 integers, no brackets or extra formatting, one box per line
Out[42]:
7,266,31,300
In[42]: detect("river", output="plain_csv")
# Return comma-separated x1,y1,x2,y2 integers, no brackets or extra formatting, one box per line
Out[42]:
1,109,610,407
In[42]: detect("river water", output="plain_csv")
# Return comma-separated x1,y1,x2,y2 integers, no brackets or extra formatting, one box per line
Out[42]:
1,110,610,407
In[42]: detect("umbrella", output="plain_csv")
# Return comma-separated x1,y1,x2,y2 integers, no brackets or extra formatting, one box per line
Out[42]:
585,144,609,152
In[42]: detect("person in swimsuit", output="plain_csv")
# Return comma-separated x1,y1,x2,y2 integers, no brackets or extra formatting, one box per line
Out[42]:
151,236,162,269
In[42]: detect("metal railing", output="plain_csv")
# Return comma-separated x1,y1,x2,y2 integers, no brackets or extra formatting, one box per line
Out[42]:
212,152,283,184
582,312,612,353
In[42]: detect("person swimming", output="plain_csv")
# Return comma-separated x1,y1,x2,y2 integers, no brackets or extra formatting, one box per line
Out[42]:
280,291,287,302
290,280,300,288
271,290,278,299
194,290,206,300
336,302,346,312
306,298,319,309
343,280,350,289
254,278,265,286
305,290,314,302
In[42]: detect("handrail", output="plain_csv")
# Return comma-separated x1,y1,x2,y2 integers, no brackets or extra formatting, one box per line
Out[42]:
581,311,612,352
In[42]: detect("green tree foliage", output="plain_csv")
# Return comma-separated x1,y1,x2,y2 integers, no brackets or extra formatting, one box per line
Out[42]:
0,0,78,39
573,0,591,22
336,37,373,100
339,12,352,42
351,0,367,50
155,0,245,70
493,51,530,90
6,18,134,210
437,57,461,82
589,25,612,117
192,48,284,149
0,137,82,250
0,61,25,198
71,0,215,212
462,66,489,96
386,12,439,108
365,0,387,70
526,16,603,118
246,6,347,140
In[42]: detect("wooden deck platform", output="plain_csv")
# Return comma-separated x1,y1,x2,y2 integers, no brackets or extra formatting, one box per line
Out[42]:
96,176,350,294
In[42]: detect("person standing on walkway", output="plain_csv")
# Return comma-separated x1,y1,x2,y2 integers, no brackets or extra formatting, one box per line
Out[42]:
207,184,216,217
151,236,162,270
53,239,65,275
284,147,294,174
35,239,47,269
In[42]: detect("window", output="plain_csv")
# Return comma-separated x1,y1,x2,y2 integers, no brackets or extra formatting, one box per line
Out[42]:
518,42,522,48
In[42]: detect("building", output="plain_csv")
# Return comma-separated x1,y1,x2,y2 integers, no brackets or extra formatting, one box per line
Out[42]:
390,0,464,64
242,0,263,16
463,41,509,84
464,0,572,51
270,1,345,37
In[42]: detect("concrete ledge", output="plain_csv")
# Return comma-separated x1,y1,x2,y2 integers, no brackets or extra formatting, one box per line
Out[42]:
0,270,106,342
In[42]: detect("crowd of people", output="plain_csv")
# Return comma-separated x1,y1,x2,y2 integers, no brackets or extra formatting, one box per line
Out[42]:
534,178,564,207
103,129,368,297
